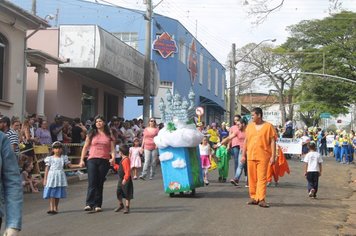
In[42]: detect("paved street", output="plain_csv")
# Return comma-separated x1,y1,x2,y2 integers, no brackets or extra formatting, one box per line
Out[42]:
16,156,356,236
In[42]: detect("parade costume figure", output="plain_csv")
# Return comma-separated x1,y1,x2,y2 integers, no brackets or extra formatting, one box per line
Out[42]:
216,144,229,182
267,146,290,186
199,137,211,185
242,107,277,208
303,142,323,198
340,135,350,164
43,142,80,214
114,145,133,214
333,135,341,162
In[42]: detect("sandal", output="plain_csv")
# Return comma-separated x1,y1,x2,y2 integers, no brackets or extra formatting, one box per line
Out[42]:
258,200,270,208
247,199,258,205
123,206,130,214
114,204,124,212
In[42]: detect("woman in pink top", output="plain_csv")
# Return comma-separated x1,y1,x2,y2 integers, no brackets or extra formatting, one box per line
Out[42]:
79,115,115,212
139,118,159,180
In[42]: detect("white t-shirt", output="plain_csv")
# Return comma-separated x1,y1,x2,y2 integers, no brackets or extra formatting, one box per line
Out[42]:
303,151,323,172
199,144,210,156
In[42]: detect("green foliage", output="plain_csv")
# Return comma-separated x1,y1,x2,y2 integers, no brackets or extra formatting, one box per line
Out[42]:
166,122,177,132
283,11,356,121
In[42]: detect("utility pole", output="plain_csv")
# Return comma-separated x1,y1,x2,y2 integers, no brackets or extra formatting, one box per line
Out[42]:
31,0,36,15
143,0,152,125
229,43,236,125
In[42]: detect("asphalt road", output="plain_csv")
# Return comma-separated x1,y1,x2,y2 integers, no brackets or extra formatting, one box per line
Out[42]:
17,156,355,236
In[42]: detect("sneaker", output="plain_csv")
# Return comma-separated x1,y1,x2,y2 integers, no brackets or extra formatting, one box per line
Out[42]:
95,207,102,212
266,182,271,187
84,206,92,211
133,176,137,180
139,176,145,180
204,179,209,186
309,189,315,197
149,176,153,180
230,179,239,186
245,185,249,188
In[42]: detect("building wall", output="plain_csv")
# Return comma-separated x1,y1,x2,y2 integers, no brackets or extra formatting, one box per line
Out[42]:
26,29,125,122
0,19,27,118
13,0,226,121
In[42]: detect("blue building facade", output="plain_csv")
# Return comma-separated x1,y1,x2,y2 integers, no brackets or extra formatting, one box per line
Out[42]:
14,0,226,124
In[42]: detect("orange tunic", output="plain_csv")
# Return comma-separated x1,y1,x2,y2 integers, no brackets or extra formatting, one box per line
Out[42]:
245,122,277,161
245,121,277,202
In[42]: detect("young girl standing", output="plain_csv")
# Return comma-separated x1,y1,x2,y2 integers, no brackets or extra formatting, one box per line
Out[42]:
114,145,133,214
43,141,80,214
303,141,323,199
199,137,211,185
129,138,142,180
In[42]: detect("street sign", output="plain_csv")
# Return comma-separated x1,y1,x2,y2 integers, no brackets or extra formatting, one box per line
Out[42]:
320,112,331,118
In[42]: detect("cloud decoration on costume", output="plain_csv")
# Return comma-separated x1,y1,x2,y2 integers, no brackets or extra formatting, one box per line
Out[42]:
159,152,174,162
172,159,186,169
154,123,204,149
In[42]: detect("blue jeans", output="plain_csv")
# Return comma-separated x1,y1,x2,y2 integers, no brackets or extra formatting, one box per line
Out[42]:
234,149,245,181
0,132,23,230
306,171,319,196
86,158,110,208
340,146,349,163
231,146,240,177
141,149,158,178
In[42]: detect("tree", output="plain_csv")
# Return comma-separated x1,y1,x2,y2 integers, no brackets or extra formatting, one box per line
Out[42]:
283,11,356,124
235,43,301,125
244,0,346,24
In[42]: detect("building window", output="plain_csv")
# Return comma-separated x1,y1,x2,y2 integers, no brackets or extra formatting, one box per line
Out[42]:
199,53,203,85
215,68,218,96
207,61,211,90
81,86,97,122
221,74,225,100
160,81,173,87
179,40,186,64
112,32,138,50
0,34,8,100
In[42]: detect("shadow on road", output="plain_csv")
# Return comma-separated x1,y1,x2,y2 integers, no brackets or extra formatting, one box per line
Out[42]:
132,206,191,213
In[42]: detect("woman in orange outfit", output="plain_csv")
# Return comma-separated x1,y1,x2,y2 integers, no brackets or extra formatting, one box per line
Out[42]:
241,107,277,208
267,146,290,186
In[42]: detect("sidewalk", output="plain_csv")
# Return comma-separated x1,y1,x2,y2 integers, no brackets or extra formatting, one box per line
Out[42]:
340,163,356,235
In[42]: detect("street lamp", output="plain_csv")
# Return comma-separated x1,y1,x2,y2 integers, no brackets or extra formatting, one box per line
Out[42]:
235,38,276,65
228,38,276,124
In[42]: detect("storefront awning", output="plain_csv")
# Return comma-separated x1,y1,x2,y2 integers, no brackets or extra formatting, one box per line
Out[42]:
58,25,159,96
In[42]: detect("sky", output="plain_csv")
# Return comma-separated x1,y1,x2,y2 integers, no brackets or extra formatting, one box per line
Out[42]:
99,0,356,66
82,0,355,119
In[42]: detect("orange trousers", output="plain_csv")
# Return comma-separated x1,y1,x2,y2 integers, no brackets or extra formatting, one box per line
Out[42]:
267,162,279,183
247,159,269,201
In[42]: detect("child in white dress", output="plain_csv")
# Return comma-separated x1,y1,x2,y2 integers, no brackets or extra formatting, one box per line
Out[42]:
129,138,142,179
43,141,80,214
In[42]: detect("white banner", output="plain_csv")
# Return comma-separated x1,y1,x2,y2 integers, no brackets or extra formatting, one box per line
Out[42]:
277,138,302,154
326,135,335,148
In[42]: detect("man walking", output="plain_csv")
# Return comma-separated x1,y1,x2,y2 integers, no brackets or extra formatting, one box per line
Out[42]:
241,107,277,208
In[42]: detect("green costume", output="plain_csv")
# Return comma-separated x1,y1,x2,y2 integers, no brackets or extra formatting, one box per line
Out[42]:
216,145,230,179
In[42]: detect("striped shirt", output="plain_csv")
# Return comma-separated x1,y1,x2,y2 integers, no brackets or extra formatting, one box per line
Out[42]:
5,129,20,155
